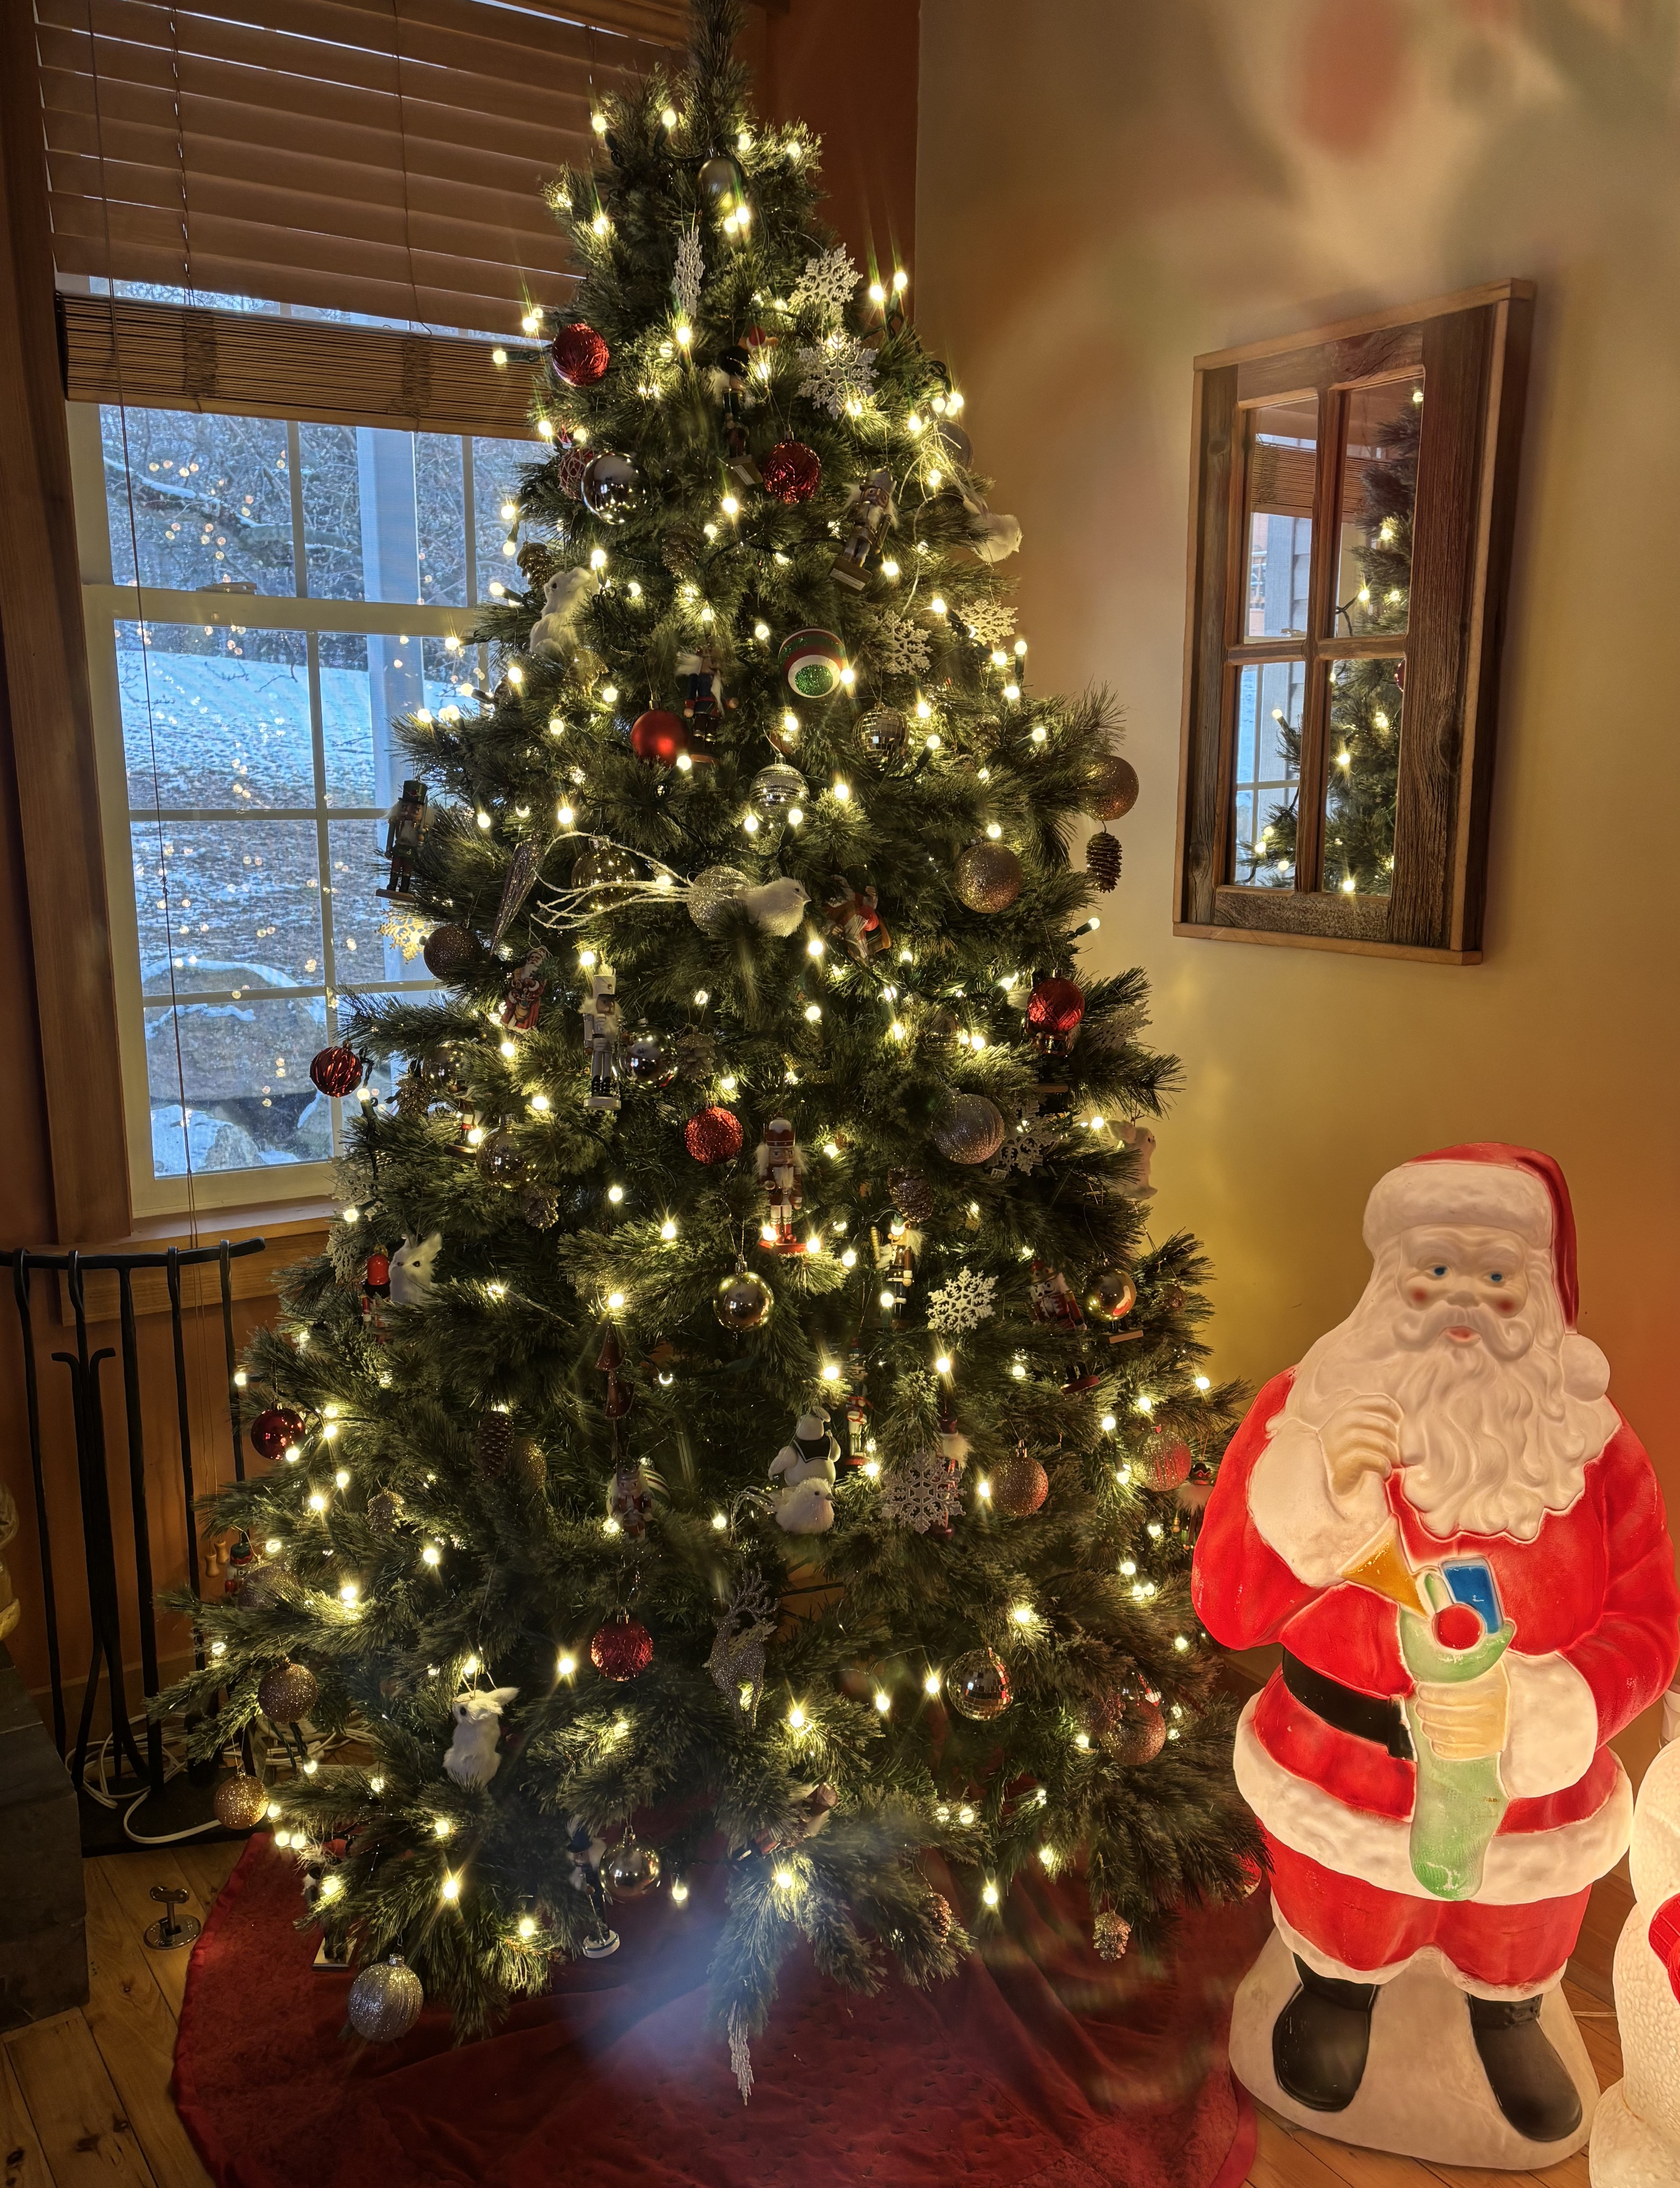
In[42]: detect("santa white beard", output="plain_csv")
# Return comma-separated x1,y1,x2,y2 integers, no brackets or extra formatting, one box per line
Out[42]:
1279,1246,1617,1542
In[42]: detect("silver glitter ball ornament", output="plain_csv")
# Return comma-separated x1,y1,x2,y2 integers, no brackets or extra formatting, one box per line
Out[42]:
932,1093,1005,1165
347,1954,424,2042
750,763,807,816
687,865,749,933
952,841,1023,914
580,452,645,522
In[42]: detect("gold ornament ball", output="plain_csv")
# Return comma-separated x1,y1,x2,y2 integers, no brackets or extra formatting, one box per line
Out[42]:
952,841,1023,914
1089,754,1140,821
990,1449,1048,1518
213,1772,268,1831
476,1127,529,1187
932,1094,1006,1166
257,1660,319,1723
945,1647,1012,1721
605,1842,662,1900
1085,1268,1138,1323
713,1269,774,1333
1093,1670,1166,1765
347,1954,424,2042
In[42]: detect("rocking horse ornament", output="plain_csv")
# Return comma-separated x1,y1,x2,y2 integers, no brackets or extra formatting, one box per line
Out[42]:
1193,1145,1679,2168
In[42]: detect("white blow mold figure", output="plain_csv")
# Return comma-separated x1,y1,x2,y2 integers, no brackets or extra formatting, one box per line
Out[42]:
1591,1713,1680,2185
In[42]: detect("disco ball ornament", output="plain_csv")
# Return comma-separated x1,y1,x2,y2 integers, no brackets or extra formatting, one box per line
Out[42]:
953,841,1023,914
1090,754,1140,821
750,762,807,816
347,1955,424,2043
932,1094,1005,1166
476,1124,529,1187
257,1660,319,1723
1025,977,1085,1044
629,709,688,766
570,843,640,893
1138,1437,1194,1493
556,444,590,499
945,1648,1012,1722
861,708,907,757
421,924,483,980
605,1841,662,1900
990,1447,1048,1518
590,1614,654,1682
761,441,822,504
685,1106,744,1164
888,1168,934,1222
308,1044,363,1098
548,321,609,389
1085,1268,1138,1323
580,452,645,522
1094,1667,1166,1764
697,155,748,215
713,1267,773,1332
213,1772,268,1831
686,864,749,932
248,1405,304,1462
777,628,847,700
626,1026,676,1089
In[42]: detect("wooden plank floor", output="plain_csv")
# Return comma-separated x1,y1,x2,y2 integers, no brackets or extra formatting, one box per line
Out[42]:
0,1844,1628,2188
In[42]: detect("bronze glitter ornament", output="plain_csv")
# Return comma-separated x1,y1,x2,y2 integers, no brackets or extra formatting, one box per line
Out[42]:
1093,1909,1133,1962
888,1168,935,1222
421,924,483,980
257,1660,319,1723
1085,1268,1138,1323
213,1772,268,1831
713,1267,773,1333
1089,754,1140,821
605,1840,662,1900
990,1446,1048,1518
932,1094,1005,1166
952,841,1022,914
1093,1667,1166,1765
347,1954,424,2042
944,1647,1012,1721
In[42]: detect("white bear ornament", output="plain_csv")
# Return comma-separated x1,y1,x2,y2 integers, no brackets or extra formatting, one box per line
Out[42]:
443,1686,518,1789
528,567,592,662
1592,1736,1680,2185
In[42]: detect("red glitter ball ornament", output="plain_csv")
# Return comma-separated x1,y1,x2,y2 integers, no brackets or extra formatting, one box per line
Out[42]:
629,709,688,766
684,1106,744,1164
556,445,590,500
1025,977,1086,1043
249,1405,304,1462
309,1044,363,1098
590,1614,654,1682
1138,1436,1194,1492
549,322,609,388
761,440,822,505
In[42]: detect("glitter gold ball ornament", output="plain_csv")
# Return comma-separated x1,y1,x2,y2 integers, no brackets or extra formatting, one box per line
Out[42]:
952,841,1022,914
1025,977,1085,1045
761,441,822,505
888,1168,934,1222
698,155,748,214
213,1772,268,1831
861,708,907,758
750,761,807,815
248,1405,304,1461
1093,1910,1133,1962
580,452,644,522
1090,754,1140,822
713,1267,773,1332
548,321,609,389
309,1044,363,1098
630,709,688,765
421,924,483,980
932,1094,1005,1166
945,1648,1012,1721
347,1955,424,2043
1094,1668,1166,1764
1138,1437,1194,1493
1086,829,1122,892
990,1446,1048,1518
590,1614,654,1682
685,1106,744,1164
1085,1268,1138,1323
686,864,749,932
605,1841,662,1899
777,629,847,700
257,1660,319,1723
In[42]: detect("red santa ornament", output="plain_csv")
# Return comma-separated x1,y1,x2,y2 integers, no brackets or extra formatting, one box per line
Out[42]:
1193,1145,1679,2168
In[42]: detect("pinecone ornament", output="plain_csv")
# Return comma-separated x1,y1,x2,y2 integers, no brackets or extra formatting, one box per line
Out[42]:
476,1413,514,1477
520,1185,559,1229
1093,1908,1132,1961
1086,828,1122,892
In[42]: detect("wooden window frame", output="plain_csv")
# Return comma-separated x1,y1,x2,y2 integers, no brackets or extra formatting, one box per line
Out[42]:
1173,280,1534,965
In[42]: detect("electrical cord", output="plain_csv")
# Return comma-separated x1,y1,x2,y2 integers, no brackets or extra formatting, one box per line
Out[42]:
79,1707,358,1845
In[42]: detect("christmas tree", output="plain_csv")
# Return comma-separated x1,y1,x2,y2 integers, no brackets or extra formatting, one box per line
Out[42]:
168,0,1258,2076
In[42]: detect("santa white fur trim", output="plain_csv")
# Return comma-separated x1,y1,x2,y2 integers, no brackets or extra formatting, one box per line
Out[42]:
1270,1904,1568,1999
1236,1694,1631,1903
1364,1160,1553,1257
1247,1416,1390,1588
1499,1652,1602,1801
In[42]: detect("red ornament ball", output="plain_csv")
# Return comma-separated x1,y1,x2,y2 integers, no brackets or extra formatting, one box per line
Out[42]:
590,1615,654,1682
1026,977,1086,1042
549,322,609,389
249,1405,304,1461
629,709,688,766
685,1106,744,1164
761,441,822,505
309,1045,363,1098
1433,1603,1485,1652
556,445,590,500
1138,1437,1194,1493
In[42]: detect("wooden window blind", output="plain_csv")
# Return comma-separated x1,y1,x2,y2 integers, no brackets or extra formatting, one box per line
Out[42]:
36,0,686,336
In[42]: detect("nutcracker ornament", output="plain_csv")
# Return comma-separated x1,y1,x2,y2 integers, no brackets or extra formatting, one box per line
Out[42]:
873,1217,919,1316
676,648,732,732
362,1248,391,1325
1195,1145,1678,2167
1029,1261,1085,1328
499,948,550,1033
377,779,429,898
755,1118,805,1252
580,966,623,1112
767,1410,839,1535
709,341,761,486
609,1461,654,1539
831,466,894,591
823,875,891,963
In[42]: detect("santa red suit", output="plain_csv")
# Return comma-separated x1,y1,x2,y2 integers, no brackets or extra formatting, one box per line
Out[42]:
1193,1145,1677,2139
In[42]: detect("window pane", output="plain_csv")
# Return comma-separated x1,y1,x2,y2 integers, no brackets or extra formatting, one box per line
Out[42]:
144,994,331,1178
1322,658,1403,897
1232,662,1302,886
119,623,314,812
472,437,539,602
418,434,469,605
1330,375,1423,639
320,630,460,808
328,816,439,987
132,818,323,995
102,406,294,593
1243,398,1316,640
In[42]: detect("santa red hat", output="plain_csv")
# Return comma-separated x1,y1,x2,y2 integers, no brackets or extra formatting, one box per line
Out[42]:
1362,1143,1579,1330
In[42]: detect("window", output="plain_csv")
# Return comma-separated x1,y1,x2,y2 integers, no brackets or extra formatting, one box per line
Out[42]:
1174,280,1533,963
71,394,536,1213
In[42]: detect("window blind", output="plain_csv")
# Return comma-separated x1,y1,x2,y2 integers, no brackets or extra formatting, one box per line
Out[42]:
37,0,687,336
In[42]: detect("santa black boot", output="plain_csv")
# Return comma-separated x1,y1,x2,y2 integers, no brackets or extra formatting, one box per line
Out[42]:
1466,1992,1582,2143
1272,1955,1380,2112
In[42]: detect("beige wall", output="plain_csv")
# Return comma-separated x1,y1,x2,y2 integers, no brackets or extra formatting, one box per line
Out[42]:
917,0,1680,1763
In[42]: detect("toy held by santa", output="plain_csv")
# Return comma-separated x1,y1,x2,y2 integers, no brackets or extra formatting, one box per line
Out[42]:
768,1410,838,1534
499,947,550,1033
823,874,891,963
755,1118,804,1253
1194,1145,1679,2168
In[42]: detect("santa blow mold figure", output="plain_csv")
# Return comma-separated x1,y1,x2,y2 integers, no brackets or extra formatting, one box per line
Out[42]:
1194,1145,1678,2167
1591,1728,1680,2184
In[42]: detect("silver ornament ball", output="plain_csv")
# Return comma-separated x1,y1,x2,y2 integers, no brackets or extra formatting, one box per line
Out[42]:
580,452,645,523
687,865,749,933
751,763,807,815
348,1954,424,2042
605,1842,662,1900
932,1093,1005,1165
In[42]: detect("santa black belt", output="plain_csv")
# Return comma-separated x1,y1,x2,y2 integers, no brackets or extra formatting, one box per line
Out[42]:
1281,1650,1414,1763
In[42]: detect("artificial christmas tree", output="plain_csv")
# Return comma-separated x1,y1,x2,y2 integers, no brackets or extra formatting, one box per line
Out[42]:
165,0,1256,2082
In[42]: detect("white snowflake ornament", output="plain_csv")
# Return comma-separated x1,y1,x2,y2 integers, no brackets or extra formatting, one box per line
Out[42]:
926,1267,998,1337
672,223,704,321
790,245,859,324
962,599,1018,648
795,329,877,417
878,1446,965,1533
873,613,931,679
986,1117,1063,1180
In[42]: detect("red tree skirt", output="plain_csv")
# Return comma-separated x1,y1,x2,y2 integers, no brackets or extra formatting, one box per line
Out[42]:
174,1838,1266,2188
